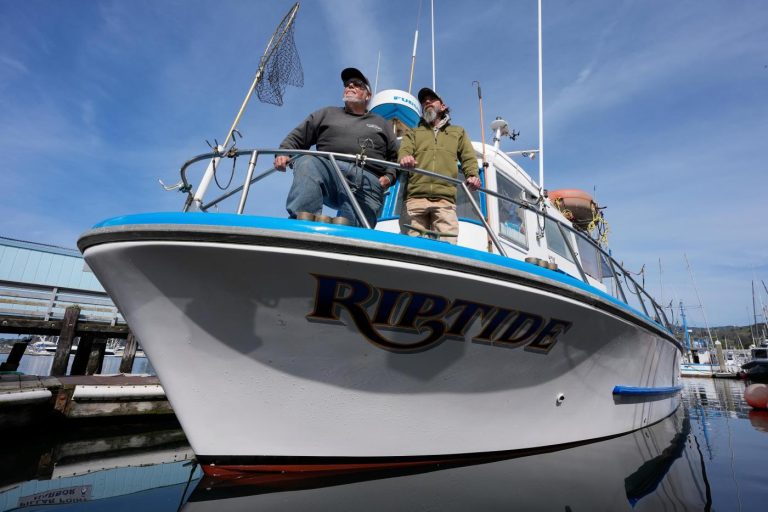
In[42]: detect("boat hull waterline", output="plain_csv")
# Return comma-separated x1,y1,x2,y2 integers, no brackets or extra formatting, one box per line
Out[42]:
80,225,680,475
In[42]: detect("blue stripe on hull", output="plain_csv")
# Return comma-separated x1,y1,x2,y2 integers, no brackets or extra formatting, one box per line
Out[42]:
612,385,682,396
89,212,670,334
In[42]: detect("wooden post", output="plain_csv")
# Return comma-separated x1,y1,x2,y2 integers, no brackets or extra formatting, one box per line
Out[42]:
119,332,138,374
70,334,94,376
86,338,107,375
0,341,29,372
51,306,80,376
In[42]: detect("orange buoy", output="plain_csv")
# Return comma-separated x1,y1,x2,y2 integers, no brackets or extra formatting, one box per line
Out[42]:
744,383,768,409
548,189,597,229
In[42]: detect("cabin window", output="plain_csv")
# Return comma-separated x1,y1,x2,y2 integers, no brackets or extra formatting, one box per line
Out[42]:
497,174,528,249
544,220,575,262
575,236,613,280
456,171,484,222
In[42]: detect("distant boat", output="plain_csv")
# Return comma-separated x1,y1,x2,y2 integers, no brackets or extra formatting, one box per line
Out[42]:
27,341,115,356
740,343,768,382
27,341,58,354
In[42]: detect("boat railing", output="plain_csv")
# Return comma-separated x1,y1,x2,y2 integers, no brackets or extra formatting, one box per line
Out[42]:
175,149,671,331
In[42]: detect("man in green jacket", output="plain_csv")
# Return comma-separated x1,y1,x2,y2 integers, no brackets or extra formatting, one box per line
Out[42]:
398,87,481,244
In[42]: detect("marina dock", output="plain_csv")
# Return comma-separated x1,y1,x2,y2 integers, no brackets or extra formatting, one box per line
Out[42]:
0,373,171,429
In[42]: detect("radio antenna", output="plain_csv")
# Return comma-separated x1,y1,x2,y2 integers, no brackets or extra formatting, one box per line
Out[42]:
407,0,423,94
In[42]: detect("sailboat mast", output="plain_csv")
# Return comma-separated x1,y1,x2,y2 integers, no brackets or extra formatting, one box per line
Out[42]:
753,280,759,340
684,253,715,349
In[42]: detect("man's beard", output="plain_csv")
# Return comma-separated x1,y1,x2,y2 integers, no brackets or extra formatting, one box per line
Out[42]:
423,106,438,124
344,93,367,106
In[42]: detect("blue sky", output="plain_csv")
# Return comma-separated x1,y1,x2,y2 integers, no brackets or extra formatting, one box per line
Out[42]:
1,0,766,328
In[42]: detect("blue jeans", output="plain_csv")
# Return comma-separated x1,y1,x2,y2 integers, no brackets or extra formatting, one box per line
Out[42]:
285,156,384,227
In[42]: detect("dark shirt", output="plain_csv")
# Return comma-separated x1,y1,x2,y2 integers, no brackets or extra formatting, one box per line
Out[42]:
279,106,398,183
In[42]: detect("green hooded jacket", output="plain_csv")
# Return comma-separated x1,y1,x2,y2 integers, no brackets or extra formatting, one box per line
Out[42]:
398,119,479,203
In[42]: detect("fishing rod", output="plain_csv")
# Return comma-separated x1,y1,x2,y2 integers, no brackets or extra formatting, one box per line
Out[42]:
472,80,494,253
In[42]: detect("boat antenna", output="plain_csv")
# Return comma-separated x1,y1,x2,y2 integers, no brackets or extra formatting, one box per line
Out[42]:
472,81,493,253
430,0,436,90
188,2,303,210
374,50,381,94
472,81,488,171
536,0,545,192
407,0,423,94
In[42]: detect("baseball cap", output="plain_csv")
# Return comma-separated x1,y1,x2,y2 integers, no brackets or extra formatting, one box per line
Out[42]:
417,87,443,104
341,67,371,92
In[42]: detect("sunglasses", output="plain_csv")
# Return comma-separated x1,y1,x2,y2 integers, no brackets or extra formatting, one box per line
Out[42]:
344,79,367,90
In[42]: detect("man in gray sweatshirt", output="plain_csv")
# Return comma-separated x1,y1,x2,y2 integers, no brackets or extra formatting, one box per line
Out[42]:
274,68,398,227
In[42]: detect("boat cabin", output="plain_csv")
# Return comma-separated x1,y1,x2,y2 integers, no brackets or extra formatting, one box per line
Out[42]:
368,90,612,294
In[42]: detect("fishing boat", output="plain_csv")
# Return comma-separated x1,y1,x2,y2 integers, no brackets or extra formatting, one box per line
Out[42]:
77,2,681,476
740,343,768,382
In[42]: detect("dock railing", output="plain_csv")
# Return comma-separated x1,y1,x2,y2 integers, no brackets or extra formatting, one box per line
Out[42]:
174,148,671,331
0,279,125,326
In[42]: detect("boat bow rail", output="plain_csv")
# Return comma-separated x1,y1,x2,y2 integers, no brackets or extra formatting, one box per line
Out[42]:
154,148,672,332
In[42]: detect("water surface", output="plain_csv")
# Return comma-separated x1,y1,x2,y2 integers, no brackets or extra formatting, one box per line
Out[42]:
0,377,765,511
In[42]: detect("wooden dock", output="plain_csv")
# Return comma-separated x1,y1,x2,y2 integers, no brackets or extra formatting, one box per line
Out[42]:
1,279,141,376
0,373,173,430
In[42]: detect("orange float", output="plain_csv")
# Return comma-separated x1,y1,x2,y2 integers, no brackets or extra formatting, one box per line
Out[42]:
745,383,768,409
548,189,597,229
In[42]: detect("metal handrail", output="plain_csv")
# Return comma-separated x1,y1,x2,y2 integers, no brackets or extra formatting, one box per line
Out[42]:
176,148,672,331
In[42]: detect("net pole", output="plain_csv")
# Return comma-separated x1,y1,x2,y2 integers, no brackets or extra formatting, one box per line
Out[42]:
192,2,300,208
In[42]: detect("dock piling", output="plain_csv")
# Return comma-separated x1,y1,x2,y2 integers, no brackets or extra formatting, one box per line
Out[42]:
51,306,80,376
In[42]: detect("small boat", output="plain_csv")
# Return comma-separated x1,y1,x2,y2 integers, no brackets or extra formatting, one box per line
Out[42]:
77,3,680,477
27,341,58,354
740,343,768,382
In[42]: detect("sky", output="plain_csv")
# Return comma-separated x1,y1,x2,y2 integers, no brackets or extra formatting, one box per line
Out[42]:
1,0,766,328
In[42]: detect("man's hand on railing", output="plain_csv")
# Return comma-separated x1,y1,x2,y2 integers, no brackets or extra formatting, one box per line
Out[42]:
465,176,481,191
399,155,417,168
274,155,291,171
379,175,392,188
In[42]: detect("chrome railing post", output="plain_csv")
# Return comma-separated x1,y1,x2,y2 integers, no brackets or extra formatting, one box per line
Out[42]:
556,223,588,283
328,154,371,229
632,280,650,317
236,151,259,214
607,258,628,303
460,182,507,257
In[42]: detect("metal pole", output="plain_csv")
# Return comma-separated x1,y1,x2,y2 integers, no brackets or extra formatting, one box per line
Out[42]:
408,30,419,95
328,155,371,229
461,182,507,257
236,151,259,214
557,223,587,283
431,0,436,90
191,3,300,208
537,0,544,191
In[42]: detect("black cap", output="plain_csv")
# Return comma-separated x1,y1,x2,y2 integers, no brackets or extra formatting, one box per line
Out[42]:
417,87,443,104
341,67,371,92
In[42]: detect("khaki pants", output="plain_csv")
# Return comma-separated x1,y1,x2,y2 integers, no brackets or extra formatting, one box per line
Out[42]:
400,197,459,244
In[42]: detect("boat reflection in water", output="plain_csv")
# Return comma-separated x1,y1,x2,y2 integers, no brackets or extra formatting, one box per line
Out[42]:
0,419,201,511
184,407,709,511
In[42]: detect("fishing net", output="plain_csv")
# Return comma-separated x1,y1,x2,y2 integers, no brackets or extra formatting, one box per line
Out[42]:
256,9,303,106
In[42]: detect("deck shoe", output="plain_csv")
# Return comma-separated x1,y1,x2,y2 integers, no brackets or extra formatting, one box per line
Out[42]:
296,212,316,221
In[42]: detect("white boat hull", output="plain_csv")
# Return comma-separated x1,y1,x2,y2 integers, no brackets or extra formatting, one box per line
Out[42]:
80,223,680,473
